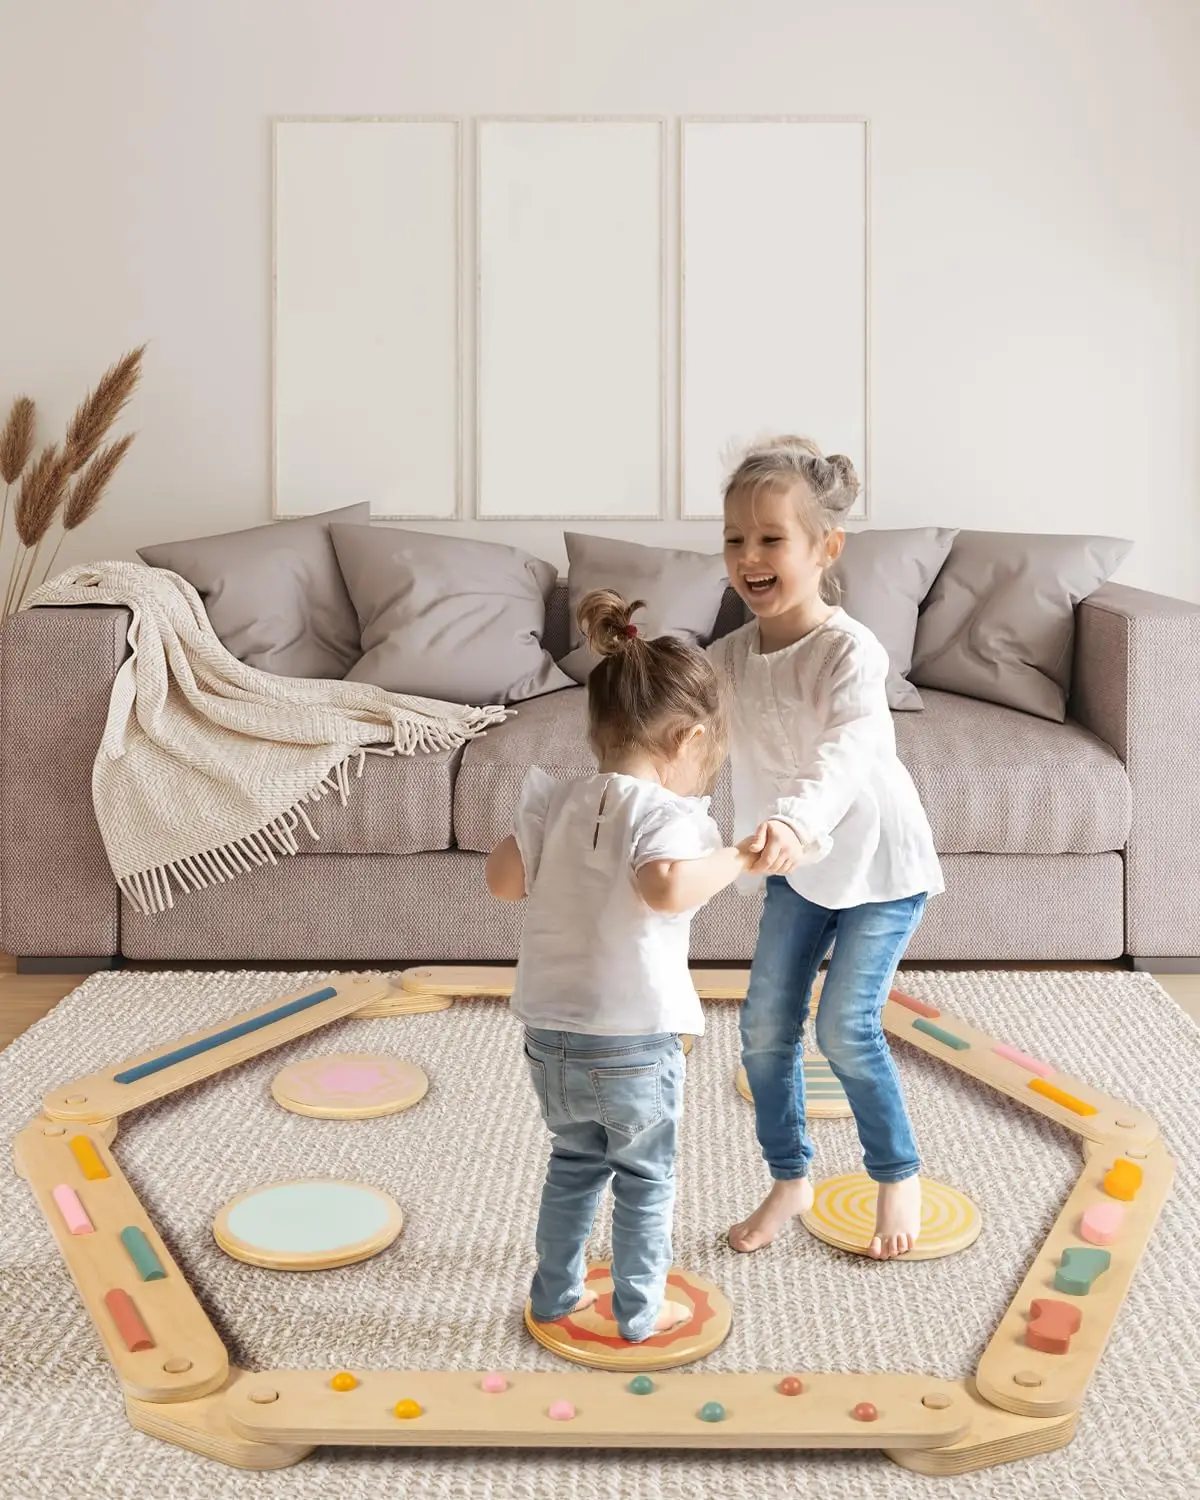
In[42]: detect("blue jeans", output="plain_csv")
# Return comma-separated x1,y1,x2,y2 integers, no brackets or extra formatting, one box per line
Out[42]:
741,879,926,1184
522,1027,684,1342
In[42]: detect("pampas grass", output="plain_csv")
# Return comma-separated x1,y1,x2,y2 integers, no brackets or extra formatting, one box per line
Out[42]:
0,348,142,619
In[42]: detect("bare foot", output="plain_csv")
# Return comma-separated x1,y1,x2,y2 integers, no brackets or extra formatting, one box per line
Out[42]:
651,1300,692,1334
728,1177,814,1253
870,1175,922,1260
570,1289,598,1313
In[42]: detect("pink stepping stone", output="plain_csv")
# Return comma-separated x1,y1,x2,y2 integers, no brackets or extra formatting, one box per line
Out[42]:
1081,1201,1124,1246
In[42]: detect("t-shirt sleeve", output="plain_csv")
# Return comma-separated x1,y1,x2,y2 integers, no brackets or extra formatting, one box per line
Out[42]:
632,799,723,871
512,766,556,894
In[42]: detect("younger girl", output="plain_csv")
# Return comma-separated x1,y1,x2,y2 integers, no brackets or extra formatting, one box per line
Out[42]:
486,591,751,1341
712,436,943,1261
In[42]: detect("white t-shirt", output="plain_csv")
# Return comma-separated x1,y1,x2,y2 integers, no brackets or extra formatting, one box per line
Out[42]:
709,610,943,910
510,768,722,1036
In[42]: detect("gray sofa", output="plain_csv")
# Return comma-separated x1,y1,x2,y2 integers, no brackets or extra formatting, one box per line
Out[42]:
3,581,1199,971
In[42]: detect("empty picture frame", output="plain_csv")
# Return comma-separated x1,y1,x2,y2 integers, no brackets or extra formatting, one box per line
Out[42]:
274,119,460,519
477,119,665,519
681,119,869,519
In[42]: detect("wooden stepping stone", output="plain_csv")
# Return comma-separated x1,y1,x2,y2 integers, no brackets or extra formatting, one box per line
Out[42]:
524,1262,731,1372
1080,1200,1124,1245
213,1180,404,1271
270,1054,428,1120
1054,1247,1111,1296
1026,1299,1082,1354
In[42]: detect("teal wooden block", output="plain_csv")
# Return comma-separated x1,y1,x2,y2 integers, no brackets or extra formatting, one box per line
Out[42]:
912,1018,971,1051
1055,1246,1112,1296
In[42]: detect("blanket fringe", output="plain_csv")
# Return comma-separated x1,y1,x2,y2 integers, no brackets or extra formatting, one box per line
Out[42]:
114,738,479,917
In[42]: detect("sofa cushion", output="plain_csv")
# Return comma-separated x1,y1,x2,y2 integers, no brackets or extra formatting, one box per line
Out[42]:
830,527,958,711
333,524,573,705
138,502,368,679
454,685,1131,858
895,689,1131,855
298,744,459,855
453,689,736,853
910,529,1132,721
557,533,729,682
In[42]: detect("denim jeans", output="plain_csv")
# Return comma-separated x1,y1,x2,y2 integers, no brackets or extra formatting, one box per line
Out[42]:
741,879,926,1185
522,1027,684,1342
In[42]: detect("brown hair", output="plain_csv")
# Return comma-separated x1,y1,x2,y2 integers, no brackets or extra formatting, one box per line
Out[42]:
722,434,860,604
578,589,727,789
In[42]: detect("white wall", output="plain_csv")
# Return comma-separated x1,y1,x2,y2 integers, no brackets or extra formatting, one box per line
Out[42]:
1,0,1197,596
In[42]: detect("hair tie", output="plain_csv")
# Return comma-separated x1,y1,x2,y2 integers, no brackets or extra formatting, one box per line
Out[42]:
624,623,638,638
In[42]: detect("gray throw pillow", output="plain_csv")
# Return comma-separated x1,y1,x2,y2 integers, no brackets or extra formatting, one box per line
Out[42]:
331,525,573,706
910,530,1133,721
558,533,729,683
831,527,958,711
138,503,368,679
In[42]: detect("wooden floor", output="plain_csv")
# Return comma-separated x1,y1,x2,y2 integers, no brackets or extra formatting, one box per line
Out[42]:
0,954,1196,1054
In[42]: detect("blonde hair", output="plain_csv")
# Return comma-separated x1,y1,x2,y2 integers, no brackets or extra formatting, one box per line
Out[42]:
578,589,727,789
722,434,859,603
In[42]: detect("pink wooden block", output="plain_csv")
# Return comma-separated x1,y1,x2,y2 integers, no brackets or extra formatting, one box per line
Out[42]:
992,1042,1055,1079
1081,1200,1124,1246
52,1183,94,1235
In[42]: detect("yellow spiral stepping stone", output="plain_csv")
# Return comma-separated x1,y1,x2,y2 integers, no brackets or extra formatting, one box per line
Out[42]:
802,1173,981,1261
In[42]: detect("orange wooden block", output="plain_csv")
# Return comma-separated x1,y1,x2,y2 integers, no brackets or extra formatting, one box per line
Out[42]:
1102,1159,1143,1201
1026,1300,1082,1355
1028,1080,1098,1117
70,1136,109,1181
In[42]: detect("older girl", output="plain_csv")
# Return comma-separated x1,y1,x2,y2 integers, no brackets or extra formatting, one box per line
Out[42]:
712,436,942,1260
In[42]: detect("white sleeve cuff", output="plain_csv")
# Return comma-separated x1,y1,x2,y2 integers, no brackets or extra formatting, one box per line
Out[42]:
769,808,833,866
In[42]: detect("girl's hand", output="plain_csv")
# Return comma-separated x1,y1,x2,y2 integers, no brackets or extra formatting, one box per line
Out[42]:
739,820,804,875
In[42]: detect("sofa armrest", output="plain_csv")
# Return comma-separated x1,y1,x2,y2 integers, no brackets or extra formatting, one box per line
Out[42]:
1,605,129,959
1071,582,1200,960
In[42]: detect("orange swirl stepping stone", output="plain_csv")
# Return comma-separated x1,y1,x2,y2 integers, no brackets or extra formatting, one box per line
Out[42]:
1026,1299,1082,1354
1103,1159,1143,1201
1080,1200,1124,1245
525,1262,731,1371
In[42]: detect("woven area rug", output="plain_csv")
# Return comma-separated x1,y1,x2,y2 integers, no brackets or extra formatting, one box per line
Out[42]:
1,969,1197,1500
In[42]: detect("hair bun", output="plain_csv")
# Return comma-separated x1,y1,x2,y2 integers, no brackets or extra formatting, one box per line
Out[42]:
825,453,861,506
577,589,648,659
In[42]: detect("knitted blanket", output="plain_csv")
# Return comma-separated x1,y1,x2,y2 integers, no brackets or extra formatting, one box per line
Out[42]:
26,562,509,915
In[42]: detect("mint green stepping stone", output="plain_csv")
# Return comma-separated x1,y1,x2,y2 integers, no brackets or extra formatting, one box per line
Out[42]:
1055,1247,1112,1296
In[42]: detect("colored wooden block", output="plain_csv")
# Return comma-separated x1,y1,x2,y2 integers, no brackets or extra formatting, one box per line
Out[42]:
43,976,392,1124
1080,1201,1124,1246
104,1288,155,1352
1054,1248,1111,1297
889,991,940,1019
70,1136,109,1181
992,1043,1055,1079
1026,1299,1082,1355
120,1225,167,1282
911,1019,970,1051
1028,1080,1098,1118
12,1118,229,1403
1103,1159,1143,1201
114,987,339,1084
52,1183,94,1234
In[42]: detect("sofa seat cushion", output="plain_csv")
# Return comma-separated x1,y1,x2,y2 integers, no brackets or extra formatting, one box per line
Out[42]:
455,687,1130,859
298,744,460,855
454,689,736,852
895,690,1131,855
